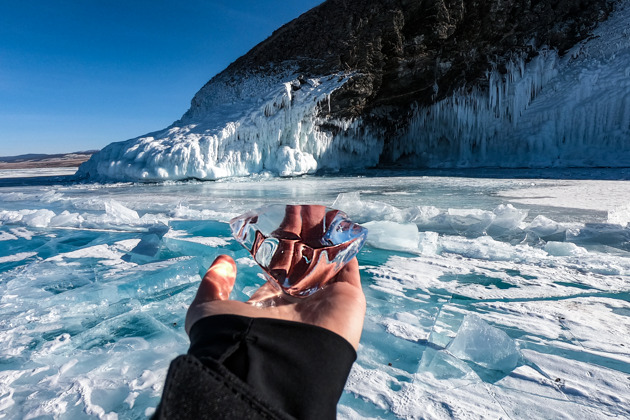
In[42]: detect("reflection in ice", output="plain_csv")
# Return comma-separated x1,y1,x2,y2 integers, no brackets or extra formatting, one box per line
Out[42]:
230,204,367,297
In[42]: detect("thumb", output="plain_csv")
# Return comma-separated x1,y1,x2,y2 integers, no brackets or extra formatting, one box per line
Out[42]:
193,255,237,303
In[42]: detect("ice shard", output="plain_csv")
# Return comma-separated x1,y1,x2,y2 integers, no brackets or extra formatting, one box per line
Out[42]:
447,314,521,373
230,204,368,298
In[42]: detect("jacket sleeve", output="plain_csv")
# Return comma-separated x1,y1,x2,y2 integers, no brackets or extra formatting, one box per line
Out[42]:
153,314,357,420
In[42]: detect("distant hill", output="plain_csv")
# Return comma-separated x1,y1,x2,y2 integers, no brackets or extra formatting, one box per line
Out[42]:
0,151,98,169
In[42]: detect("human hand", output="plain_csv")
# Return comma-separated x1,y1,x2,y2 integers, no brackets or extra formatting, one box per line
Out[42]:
185,255,366,350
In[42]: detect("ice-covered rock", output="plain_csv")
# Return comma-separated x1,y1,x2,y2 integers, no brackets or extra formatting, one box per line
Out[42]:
77,1,628,182
447,314,520,372
77,73,381,181
389,2,630,168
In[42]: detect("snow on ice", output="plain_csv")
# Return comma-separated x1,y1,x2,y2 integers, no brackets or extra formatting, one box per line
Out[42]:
1,172,629,419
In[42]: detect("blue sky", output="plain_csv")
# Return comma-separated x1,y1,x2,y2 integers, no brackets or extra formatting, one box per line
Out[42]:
0,0,323,156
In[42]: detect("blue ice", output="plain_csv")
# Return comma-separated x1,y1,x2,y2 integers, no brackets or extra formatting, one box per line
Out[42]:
0,170,629,419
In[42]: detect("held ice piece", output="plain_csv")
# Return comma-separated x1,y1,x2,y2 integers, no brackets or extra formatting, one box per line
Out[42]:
230,204,367,298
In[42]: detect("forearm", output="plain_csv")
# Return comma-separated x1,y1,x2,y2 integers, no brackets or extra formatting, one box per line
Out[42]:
155,314,357,420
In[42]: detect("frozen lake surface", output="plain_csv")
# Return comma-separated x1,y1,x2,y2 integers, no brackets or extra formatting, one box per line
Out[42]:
1,168,629,419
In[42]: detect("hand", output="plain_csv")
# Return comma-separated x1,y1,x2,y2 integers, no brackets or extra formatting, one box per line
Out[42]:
185,255,366,350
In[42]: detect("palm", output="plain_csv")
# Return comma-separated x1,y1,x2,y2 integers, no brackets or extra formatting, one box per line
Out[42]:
186,255,366,350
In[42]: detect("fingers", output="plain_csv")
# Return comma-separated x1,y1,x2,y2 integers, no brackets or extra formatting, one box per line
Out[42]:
300,205,327,246
193,255,237,303
276,205,302,238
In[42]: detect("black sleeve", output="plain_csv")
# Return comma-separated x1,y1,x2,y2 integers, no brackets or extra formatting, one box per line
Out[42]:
153,314,357,420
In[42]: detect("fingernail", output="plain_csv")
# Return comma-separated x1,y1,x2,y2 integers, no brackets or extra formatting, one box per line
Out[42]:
209,260,235,278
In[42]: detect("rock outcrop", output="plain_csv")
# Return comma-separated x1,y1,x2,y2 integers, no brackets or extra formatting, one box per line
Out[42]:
78,0,628,181
191,0,614,129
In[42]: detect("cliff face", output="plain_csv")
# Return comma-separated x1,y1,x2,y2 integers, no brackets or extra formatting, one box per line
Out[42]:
190,0,613,123
78,0,628,181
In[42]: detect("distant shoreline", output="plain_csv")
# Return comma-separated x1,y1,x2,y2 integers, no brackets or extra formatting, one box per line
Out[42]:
0,152,94,169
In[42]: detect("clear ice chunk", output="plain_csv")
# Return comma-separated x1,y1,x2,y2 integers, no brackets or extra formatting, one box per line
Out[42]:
362,220,419,252
230,204,368,298
419,347,479,381
447,314,520,372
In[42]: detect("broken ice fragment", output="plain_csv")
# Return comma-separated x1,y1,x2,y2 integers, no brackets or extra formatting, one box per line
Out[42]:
447,314,520,372
362,221,419,252
230,204,367,298
544,241,588,257
419,347,480,381
447,208,495,236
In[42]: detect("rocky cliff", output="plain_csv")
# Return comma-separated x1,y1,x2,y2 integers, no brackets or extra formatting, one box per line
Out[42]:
78,0,628,181
197,0,612,120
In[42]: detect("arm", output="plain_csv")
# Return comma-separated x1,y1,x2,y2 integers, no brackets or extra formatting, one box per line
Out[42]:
155,255,365,420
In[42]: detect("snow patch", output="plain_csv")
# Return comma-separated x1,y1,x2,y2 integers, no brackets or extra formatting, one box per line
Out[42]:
0,252,38,264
